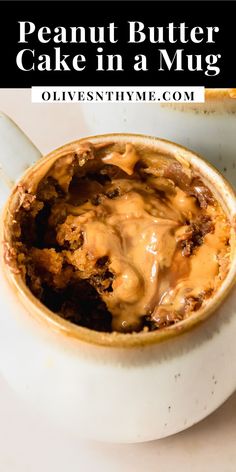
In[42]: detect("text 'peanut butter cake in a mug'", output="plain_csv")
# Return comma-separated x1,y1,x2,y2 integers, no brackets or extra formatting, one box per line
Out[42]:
6,139,231,334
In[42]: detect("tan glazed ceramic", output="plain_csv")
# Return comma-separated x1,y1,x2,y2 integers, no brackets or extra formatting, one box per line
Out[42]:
0,116,236,443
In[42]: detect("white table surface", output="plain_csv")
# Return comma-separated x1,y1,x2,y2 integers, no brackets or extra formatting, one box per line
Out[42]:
0,89,235,472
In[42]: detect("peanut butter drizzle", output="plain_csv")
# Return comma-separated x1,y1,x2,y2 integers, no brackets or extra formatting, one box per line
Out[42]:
61,180,228,331
157,217,228,318
11,141,231,333
101,143,140,175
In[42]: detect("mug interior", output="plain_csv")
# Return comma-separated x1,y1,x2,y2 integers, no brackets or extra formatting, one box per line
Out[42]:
2,133,236,347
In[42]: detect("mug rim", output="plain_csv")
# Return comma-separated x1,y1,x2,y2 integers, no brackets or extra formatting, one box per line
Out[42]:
2,132,236,348
205,88,236,100
163,88,236,113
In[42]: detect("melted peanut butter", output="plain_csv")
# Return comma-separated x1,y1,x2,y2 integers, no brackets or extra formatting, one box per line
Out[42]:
10,141,231,333
61,183,228,331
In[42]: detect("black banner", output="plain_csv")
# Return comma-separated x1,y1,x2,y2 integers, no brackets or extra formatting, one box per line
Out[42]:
0,1,235,87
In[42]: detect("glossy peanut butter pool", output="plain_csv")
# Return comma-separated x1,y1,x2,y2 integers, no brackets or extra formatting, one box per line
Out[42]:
6,141,230,333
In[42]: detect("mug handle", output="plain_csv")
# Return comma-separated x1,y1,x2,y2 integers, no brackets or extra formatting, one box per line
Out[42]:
0,113,42,207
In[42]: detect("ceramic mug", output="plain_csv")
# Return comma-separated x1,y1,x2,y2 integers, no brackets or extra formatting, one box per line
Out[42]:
0,113,236,443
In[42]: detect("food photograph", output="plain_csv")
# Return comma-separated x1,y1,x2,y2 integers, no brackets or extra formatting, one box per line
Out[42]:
0,1,235,471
